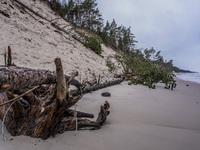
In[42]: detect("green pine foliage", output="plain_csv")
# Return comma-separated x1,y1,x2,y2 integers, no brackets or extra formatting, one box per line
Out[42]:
107,50,176,90
49,0,62,11
106,57,116,73
84,36,102,55
99,20,137,53
49,0,137,55
61,0,103,31
128,63,176,90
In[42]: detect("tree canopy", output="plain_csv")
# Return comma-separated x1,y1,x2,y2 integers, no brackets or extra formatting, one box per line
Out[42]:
49,0,137,54
106,49,176,90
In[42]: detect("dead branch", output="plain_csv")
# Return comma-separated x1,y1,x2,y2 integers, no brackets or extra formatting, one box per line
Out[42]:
7,46,12,66
0,85,40,107
13,0,50,22
0,10,10,18
54,58,67,104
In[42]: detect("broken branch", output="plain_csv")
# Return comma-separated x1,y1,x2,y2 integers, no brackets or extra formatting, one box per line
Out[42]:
0,85,40,107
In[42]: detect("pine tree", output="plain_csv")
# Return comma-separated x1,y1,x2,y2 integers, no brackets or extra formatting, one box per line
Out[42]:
109,19,117,48
122,26,137,53
73,0,84,26
101,21,110,44
50,0,62,11
63,0,103,30
81,0,103,31
65,0,75,23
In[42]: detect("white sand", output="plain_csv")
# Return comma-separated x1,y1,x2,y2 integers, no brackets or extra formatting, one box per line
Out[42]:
0,79,200,150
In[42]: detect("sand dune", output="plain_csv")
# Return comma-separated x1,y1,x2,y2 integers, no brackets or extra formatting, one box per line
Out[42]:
0,0,116,81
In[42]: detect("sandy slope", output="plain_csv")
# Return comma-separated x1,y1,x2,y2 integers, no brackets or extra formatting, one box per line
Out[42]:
0,0,116,81
0,79,200,150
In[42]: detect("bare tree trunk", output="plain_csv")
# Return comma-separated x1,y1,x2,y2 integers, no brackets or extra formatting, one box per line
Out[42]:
54,58,67,104
0,66,82,93
7,46,12,66
71,78,124,96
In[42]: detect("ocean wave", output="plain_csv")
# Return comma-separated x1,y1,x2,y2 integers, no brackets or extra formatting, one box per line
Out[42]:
176,73,200,84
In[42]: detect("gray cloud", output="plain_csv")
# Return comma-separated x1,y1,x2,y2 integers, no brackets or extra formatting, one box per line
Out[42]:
98,0,200,72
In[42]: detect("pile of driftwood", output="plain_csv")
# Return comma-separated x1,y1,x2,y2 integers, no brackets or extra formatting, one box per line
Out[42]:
0,57,123,140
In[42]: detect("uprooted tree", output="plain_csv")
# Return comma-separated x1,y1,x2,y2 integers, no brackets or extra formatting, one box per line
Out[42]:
106,50,176,90
0,58,123,140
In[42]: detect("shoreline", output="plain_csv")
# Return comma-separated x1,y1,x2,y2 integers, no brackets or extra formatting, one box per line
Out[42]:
0,79,200,150
176,78,200,86
175,72,200,84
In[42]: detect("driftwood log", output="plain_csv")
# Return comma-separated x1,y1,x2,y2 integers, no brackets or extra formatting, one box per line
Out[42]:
71,78,123,96
0,58,123,140
0,65,81,93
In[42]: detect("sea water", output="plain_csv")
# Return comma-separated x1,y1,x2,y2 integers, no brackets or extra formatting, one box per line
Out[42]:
176,72,200,84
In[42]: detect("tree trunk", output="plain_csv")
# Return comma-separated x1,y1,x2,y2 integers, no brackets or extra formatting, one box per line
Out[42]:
0,65,82,93
54,58,67,104
71,78,124,96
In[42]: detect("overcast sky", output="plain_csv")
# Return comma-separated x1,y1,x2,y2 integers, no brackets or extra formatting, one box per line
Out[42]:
97,0,200,72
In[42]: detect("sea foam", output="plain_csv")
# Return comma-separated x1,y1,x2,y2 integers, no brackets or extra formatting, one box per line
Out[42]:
176,72,200,84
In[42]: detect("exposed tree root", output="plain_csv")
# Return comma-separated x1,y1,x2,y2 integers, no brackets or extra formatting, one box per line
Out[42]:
0,58,122,140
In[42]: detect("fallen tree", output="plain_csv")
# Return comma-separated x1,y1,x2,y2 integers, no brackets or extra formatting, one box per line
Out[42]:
0,65,82,93
0,58,123,140
71,78,124,96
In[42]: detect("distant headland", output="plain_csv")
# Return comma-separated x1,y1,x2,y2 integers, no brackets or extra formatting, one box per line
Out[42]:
173,66,197,73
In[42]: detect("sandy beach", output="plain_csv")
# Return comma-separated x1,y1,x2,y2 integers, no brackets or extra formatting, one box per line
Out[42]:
0,79,200,150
